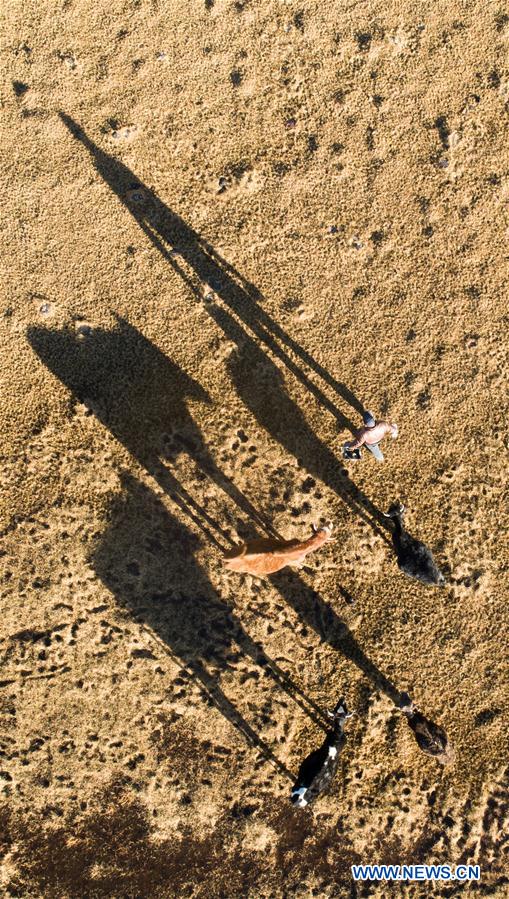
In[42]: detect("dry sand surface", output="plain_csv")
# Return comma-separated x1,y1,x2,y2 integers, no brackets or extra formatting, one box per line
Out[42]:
1,0,508,896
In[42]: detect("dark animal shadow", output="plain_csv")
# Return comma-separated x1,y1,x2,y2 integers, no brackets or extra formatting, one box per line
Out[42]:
26,318,276,547
59,113,365,430
271,569,404,707
220,308,390,541
57,113,390,542
92,472,327,778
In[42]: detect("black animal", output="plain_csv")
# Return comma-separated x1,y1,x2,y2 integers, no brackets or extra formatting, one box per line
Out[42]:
384,502,445,586
290,699,351,807
399,694,449,758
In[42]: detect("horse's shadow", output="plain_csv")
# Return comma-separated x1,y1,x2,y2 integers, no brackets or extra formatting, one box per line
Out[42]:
26,317,275,547
26,317,405,773
57,113,391,543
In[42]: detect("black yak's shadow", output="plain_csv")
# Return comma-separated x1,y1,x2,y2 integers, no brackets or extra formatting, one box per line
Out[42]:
92,473,329,778
56,114,390,542
59,113,365,432
218,307,391,541
26,317,275,547
271,569,403,707
270,570,448,751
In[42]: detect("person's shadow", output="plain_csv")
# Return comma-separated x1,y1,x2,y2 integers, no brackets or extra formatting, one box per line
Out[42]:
57,113,390,542
92,471,331,778
27,316,276,548
59,113,365,431
216,305,391,540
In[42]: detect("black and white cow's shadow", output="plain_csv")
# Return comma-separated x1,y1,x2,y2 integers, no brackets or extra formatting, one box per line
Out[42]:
92,472,328,779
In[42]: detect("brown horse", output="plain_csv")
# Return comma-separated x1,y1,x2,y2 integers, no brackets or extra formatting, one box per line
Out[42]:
222,522,334,577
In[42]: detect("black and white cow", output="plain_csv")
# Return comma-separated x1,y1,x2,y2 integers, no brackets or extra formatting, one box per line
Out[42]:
290,699,351,808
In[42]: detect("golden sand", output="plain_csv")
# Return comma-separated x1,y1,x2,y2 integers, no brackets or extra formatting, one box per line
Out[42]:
1,1,508,895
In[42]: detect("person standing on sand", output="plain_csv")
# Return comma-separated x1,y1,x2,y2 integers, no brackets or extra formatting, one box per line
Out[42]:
343,411,398,462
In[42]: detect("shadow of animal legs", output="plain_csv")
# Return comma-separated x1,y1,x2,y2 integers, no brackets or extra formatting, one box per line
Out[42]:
91,473,329,777
271,569,403,707
217,307,391,543
26,318,274,545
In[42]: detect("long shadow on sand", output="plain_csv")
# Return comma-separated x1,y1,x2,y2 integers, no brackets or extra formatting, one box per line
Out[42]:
58,114,390,543
25,122,439,778
26,319,336,771
92,471,330,779
28,318,420,759
271,569,403,707
27,317,276,548
59,113,365,429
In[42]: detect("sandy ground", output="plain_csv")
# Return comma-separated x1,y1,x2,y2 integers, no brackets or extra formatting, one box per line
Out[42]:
1,1,508,896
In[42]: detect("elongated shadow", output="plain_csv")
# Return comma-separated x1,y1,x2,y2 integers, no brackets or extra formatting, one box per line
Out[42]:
92,472,327,776
27,318,276,546
271,571,448,758
57,114,389,540
59,114,364,431
271,569,403,707
217,306,391,541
